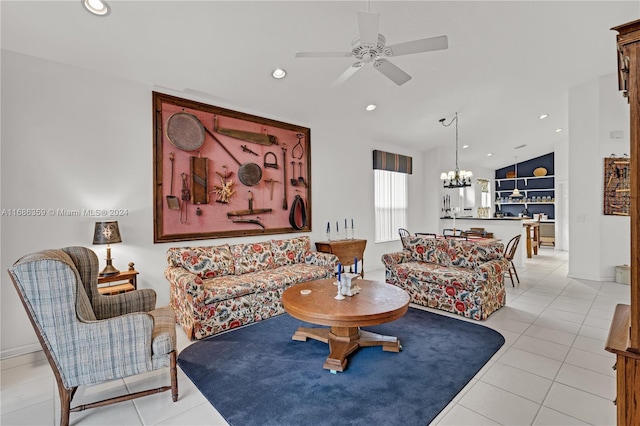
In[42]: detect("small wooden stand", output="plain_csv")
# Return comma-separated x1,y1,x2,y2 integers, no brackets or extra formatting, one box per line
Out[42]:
315,239,367,277
98,262,138,295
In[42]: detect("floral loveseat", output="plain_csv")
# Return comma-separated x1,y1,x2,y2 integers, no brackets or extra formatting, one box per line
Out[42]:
382,236,508,320
165,236,338,340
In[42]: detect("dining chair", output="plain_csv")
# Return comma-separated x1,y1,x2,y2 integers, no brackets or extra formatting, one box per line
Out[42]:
463,229,487,238
398,228,411,248
443,229,467,240
504,234,521,286
8,247,179,426
416,232,437,238
443,228,462,237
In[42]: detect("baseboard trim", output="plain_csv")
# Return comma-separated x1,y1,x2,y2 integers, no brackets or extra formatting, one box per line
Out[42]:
0,344,43,364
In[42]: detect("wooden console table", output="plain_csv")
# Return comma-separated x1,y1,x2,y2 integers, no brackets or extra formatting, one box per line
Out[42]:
315,239,367,278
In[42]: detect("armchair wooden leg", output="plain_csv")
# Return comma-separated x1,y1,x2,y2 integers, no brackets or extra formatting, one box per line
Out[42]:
57,385,75,426
170,351,179,402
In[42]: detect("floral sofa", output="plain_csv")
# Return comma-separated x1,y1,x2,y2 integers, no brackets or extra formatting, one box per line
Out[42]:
165,236,338,340
381,236,508,320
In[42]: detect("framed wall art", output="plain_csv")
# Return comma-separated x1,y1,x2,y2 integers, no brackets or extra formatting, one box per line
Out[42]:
603,156,630,216
153,92,311,243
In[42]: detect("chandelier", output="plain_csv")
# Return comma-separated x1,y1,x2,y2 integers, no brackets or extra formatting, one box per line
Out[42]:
439,112,472,188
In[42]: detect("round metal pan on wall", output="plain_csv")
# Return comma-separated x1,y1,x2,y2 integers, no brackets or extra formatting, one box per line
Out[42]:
166,112,205,151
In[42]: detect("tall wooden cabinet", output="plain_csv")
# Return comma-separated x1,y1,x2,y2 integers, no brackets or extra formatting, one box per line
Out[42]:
606,19,640,426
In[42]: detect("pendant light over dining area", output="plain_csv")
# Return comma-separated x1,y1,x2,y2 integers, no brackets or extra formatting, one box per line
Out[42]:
439,112,473,188
511,156,523,197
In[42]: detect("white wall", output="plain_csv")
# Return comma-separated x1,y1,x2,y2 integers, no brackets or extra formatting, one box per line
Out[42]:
0,51,426,358
568,73,630,281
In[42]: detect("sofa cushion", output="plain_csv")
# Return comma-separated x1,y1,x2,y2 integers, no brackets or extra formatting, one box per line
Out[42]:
395,261,477,291
200,276,256,304
167,245,234,279
231,241,275,275
405,237,451,265
443,240,503,269
270,236,311,266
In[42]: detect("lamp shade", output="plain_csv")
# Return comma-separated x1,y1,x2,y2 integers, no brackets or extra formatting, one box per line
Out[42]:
93,221,122,245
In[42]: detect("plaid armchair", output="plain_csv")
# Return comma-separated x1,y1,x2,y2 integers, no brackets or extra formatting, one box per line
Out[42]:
61,246,157,319
8,247,178,426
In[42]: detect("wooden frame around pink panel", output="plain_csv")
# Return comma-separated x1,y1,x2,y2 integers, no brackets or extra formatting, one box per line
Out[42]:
153,92,311,243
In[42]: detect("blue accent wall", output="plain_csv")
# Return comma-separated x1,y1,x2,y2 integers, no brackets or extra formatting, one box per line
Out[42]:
494,152,555,219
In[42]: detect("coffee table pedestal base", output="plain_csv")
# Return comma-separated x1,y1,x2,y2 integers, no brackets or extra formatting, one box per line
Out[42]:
292,326,402,373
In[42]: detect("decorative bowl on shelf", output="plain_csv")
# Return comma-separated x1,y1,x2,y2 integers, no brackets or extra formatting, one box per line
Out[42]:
533,167,548,176
506,171,516,178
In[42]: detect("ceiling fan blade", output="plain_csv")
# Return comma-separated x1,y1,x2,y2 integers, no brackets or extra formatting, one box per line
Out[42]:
374,59,412,86
385,35,449,57
332,62,364,86
295,51,353,58
357,11,380,46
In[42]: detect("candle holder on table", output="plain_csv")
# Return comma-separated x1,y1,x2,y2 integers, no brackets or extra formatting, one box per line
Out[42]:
335,273,361,299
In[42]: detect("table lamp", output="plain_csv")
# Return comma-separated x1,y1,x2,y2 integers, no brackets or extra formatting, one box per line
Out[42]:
92,221,122,276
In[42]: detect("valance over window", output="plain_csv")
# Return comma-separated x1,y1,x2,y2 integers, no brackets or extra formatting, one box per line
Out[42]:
372,150,413,174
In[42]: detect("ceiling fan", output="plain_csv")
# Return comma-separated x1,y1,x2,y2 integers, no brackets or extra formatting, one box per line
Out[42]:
295,11,448,86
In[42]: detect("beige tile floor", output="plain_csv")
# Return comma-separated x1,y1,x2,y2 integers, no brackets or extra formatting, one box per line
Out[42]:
1,247,627,425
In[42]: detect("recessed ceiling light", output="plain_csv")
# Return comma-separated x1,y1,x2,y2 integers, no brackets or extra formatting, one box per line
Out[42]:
462,144,469,149
83,0,110,16
365,104,377,111
487,153,493,157
271,68,287,79
539,114,549,120
555,128,563,133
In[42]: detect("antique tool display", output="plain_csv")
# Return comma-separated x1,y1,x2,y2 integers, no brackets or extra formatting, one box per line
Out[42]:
166,112,205,151
604,156,630,215
226,190,272,217
297,162,306,187
166,152,180,210
212,166,235,204
264,179,280,200
264,152,278,169
190,153,209,204
214,115,278,146
241,145,259,156
292,133,304,159
180,173,190,223
289,194,307,230
203,123,262,186
154,92,311,242
290,161,299,186
231,217,265,229
282,147,288,210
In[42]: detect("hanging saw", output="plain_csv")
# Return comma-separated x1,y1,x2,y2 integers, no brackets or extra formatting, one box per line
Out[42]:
214,115,278,146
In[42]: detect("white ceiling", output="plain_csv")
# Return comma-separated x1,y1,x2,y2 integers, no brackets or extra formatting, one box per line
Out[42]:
2,1,638,169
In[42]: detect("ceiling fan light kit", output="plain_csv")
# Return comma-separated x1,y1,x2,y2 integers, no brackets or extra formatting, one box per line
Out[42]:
295,11,448,86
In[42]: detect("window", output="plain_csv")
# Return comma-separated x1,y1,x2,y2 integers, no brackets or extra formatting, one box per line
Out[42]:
374,169,408,243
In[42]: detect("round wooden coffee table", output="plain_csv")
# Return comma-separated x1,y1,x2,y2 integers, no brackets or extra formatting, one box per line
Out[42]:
282,279,410,373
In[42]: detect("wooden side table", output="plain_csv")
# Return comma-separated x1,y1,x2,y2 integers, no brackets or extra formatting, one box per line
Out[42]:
315,239,367,278
98,263,138,295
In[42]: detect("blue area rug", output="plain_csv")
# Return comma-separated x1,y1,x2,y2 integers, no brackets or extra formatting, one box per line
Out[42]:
178,307,504,426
